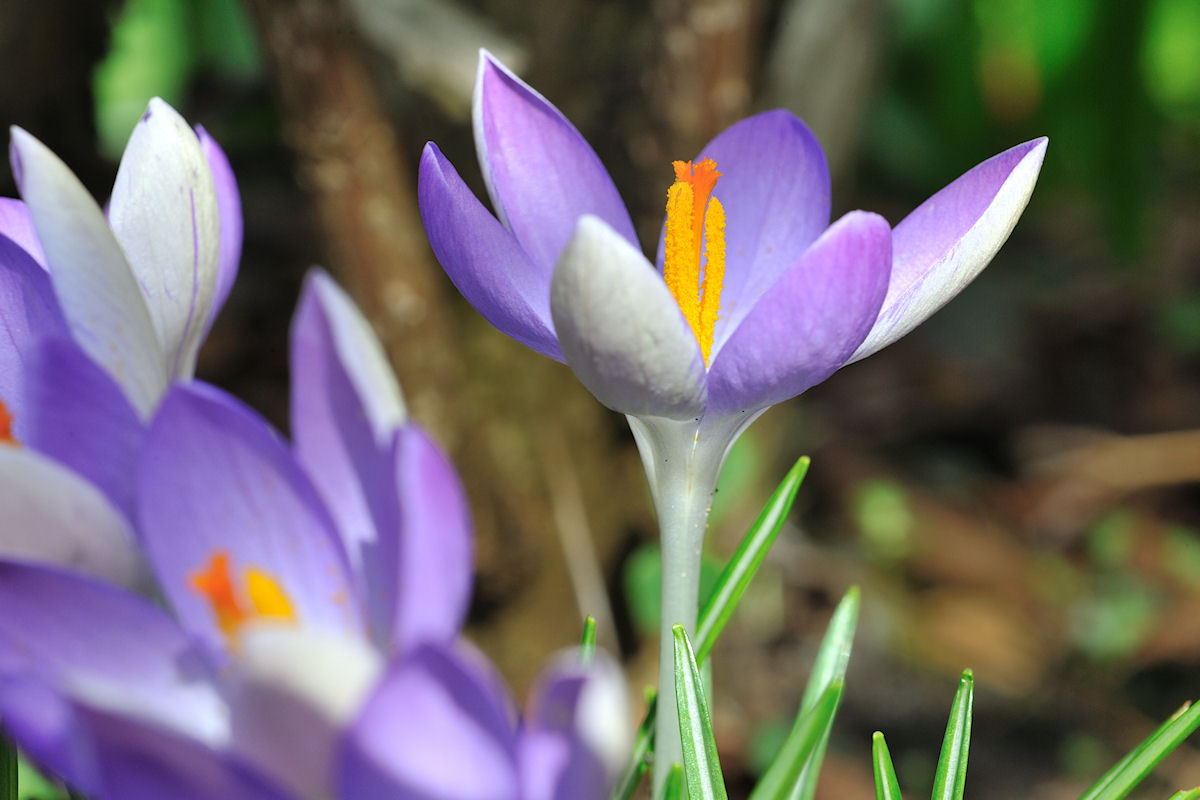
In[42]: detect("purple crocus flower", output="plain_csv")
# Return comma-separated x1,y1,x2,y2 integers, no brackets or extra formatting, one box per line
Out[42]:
418,51,1046,784
0,272,620,799
0,98,242,583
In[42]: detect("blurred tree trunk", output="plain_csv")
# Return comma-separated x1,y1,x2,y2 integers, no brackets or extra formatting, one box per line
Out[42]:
241,0,646,690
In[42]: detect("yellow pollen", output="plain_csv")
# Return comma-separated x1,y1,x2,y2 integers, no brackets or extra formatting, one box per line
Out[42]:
0,399,17,447
190,550,296,642
663,159,726,364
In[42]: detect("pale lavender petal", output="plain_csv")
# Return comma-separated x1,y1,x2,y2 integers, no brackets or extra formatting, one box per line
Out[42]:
0,447,140,585
78,706,290,800
138,383,361,651
197,126,243,333
383,426,472,652
21,338,145,521
108,98,220,380
0,235,68,425
10,127,167,416
230,628,382,798
291,270,403,579
474,52,637,271
0,673,100,794
664,110,832,354
849,137,1047,363
419,143,562,360
0,198,47,267
338,642,519,800
0,560,225,743
707,211,892,417
550,216,706,420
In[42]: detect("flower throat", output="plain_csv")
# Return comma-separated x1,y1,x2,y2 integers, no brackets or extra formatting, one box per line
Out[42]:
663,158,726,365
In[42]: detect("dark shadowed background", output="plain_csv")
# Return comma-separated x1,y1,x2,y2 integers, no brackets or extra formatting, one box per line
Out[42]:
3,0,1199,797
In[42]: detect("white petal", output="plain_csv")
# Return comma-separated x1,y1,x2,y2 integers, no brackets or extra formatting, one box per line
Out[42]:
550,216,706,420
10,128,167,416
108,98,220,379
231,627,383,797
0,446,141,585
305,269,406,437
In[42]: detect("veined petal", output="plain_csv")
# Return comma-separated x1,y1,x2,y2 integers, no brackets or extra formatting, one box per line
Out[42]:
337,642,519,800
197,125,243,334
707,211,892,417
21,338,146,522
551,216,707,420
849,137,1047,363
382,426,472,653
138,383,361,652
0,198,47,268
671,110,832,353
230,627,383,798
0,447,141,585
474,52,637,271
0,560,225,745
0,235,68,427
10,127,167,416
291,269,404,578
419,143,563,360
78,705,290,800
108,98,220,380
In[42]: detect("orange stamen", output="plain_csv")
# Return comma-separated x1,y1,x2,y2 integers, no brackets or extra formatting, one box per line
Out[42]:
190,550,296,641
0,399,17,446
663,158,726,364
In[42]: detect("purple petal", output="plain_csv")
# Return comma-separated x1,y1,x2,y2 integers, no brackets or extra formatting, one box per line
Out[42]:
290,270,404,576
338,642,519,800
197,126,243,334
657,110,833,354
707,211,892,416
0,560,225,745
0,198,47,267
0,447,140,585
0,235,69,426
21,338,145,521
10,127,167,415
138,383,361,652
474,52,637,272
550,216,706,420
419,143,563,360
0,674,100,794
108,98,220,380
850,137,1047,363
78,706,290,800
382,426,473,652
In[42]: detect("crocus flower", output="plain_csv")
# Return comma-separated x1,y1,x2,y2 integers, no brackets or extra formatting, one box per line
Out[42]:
0,272,624,799
418,51,1046,783
0,98,242,583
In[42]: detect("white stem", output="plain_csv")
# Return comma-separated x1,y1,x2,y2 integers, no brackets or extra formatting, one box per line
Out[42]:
628,412,756,797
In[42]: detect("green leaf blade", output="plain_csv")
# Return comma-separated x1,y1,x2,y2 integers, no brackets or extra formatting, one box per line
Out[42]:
1079,701,1200,800
579,615,597,665
673,625,728,800
872,732,903,800
931,670,974,800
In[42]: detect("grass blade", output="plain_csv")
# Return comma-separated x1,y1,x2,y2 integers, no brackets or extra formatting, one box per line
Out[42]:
695,457,810,663
674,625,727,800
872,732,903,800
662,764,687,800
749,587,859,800
931,670,974,800
1078,701,1200,800
1,734,15,800
748,682,844,800
1164,790,1200,800
579,615,597,665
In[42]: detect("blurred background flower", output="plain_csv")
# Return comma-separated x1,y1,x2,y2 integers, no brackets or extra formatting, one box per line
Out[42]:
2,0,1198,797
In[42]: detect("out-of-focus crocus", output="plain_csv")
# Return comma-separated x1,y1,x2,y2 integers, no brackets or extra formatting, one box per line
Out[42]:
418,51,1046,783
0,98,242,584
0,273,622,799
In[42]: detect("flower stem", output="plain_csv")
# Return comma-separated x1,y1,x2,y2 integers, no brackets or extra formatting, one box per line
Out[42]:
629,413,752,797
